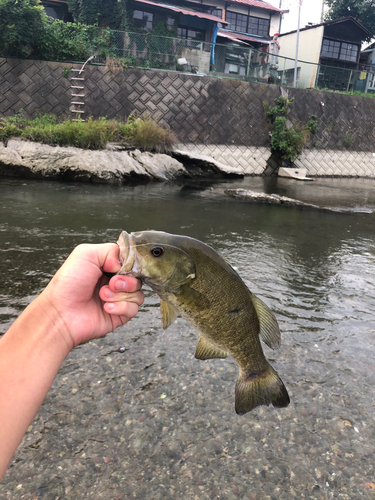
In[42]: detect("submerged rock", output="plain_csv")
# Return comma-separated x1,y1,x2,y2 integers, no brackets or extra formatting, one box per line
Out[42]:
224,188,341,212
0,140,243,184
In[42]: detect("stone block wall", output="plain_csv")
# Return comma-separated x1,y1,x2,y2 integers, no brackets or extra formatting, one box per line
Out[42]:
1,57,375,176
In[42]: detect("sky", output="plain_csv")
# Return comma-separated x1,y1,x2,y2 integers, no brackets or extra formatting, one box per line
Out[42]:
266,0,327,34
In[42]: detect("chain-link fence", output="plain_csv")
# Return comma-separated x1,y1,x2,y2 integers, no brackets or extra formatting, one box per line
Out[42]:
102,30,211,73
98,30,375,94
2,21,372,94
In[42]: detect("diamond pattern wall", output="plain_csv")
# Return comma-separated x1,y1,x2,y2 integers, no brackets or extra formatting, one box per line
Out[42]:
1,57,375,177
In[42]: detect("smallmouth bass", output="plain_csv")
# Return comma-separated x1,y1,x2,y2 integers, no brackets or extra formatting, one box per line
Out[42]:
118,230,290,415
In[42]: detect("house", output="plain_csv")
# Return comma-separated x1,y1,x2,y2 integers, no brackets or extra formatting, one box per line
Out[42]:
277,17,373,90
215,0,281,49
41,0,227,71
213,0,282,76
128,0,227,72
40,0,283,76
129,0,282,74
360,42,375,94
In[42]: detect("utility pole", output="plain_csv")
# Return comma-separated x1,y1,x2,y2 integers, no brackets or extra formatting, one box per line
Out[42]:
293,0,301,88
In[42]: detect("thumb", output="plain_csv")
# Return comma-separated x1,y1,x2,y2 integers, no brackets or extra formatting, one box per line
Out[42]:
68,243,121,275
95,243,122,274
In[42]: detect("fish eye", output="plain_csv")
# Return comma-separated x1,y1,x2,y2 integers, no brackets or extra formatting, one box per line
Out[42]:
151,246,164,257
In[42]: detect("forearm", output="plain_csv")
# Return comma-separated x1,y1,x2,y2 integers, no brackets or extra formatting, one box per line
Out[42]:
0,243,143,481
0,295,71,480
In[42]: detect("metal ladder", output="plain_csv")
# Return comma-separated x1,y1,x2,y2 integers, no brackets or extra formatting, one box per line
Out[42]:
70,68,85,121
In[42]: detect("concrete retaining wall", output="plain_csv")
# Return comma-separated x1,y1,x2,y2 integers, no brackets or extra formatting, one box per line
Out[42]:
1,57,375,177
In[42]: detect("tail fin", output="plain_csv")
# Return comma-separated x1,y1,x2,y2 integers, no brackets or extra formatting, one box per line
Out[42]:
235,364,290,415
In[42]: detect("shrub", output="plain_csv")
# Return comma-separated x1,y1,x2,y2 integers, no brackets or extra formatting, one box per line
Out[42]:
264,97,318,163
0,0,47,58
122,116,176,153
0,112,176,152
0,0,113,61
306,115,318,134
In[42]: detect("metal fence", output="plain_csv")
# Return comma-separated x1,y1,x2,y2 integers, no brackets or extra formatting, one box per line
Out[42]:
98,30,375,94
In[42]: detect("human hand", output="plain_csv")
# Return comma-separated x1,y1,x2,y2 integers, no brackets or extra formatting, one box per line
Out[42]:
39,243,144,350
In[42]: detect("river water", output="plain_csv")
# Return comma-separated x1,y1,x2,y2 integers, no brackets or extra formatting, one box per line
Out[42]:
1,177,375,499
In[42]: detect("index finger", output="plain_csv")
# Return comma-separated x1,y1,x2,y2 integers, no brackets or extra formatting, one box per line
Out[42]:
108,275,142,293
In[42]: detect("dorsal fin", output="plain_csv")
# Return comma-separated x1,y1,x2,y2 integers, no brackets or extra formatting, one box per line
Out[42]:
160,299,178,330
195,336,228,360
251,294,281,350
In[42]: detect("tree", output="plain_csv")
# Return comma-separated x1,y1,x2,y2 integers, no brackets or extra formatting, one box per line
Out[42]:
0,0,47,57
325,0,375,38
66,0,130,30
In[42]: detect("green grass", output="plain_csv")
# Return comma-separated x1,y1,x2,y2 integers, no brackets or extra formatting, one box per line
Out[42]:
0,112,176,152
310,87,375,99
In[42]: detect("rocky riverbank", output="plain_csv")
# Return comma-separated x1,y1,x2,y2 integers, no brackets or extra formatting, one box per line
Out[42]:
0,139,243,183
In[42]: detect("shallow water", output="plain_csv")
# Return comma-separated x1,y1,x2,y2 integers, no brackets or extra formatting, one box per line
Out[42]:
1,177,375,499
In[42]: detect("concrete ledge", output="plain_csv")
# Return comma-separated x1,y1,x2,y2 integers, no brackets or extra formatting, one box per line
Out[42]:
278,167,314,181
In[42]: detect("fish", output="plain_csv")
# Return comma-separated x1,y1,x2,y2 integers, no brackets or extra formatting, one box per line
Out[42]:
117,230,290,415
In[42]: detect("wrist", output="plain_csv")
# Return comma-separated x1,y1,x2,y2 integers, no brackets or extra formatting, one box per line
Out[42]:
9,293,73,359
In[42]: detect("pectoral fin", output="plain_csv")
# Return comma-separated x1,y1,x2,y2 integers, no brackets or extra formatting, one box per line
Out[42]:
195,336,228,360
160,300,178,330
251,294,281,350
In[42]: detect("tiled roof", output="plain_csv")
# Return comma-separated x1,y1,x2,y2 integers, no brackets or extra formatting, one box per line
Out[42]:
279,16,373,39
218,29,271,44
134,0,227,23
228,0,282,13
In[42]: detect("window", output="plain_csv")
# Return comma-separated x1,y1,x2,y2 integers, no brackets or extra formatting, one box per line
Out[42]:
44,6,59,19
248,17,269,37
133,10,153,31
227,12,248,32
321,39,340,59
167,17,175,29
224,62,246,75
43,3,70,21
212,8,222,19
226,12,270,37
321,38,359,63
340,42,358,63
177,27,205,41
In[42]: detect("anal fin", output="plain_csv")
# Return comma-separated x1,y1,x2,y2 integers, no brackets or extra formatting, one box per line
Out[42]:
195,336,228,360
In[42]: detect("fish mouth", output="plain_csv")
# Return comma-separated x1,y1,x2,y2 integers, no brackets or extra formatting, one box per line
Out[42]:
117,231,142,277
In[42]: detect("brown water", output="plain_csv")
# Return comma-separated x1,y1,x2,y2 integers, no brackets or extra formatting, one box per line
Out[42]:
1,177,375,499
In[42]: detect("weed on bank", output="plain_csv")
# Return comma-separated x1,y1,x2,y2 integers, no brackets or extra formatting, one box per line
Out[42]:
0,112,175,153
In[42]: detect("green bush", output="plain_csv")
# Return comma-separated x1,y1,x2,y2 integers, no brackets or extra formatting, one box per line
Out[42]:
264,97,317,163
306,115,318,134
123,116,176,153
66,0,129,31
0,0,114,61
39,20,106,62
0,0,47,58
0,112,176,152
